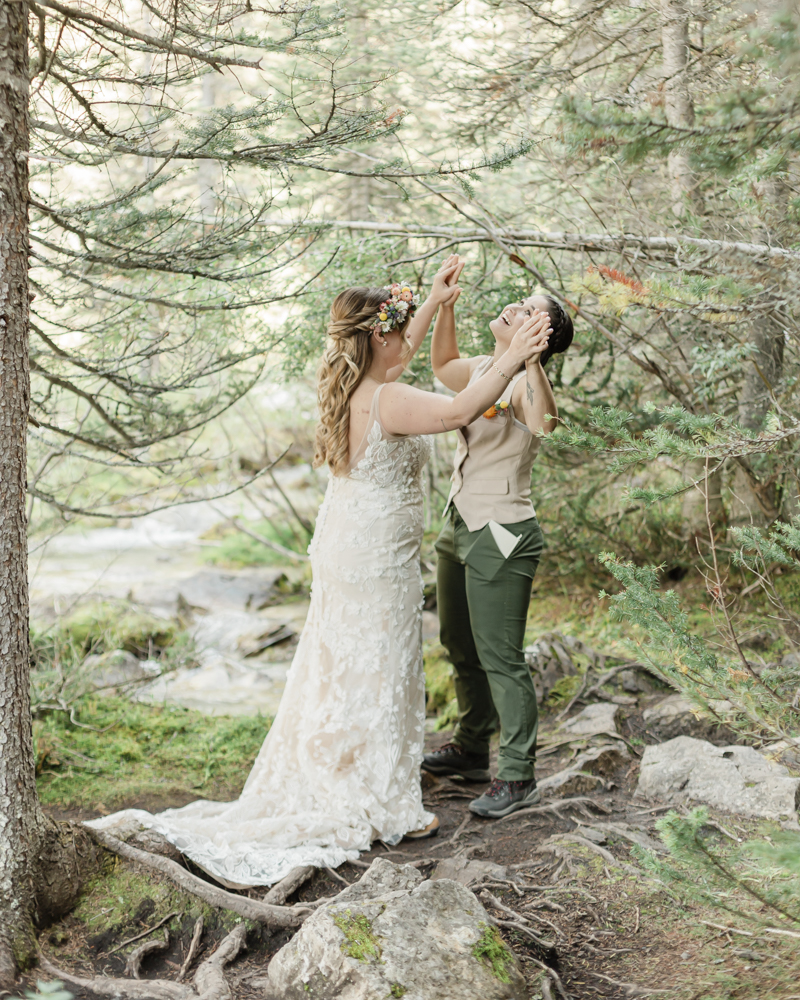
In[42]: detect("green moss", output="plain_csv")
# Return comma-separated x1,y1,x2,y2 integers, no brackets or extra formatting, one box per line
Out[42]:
332,910,382,963
388,985,407,998
472,923,513,983
73,859,244,941
57,600,176,656
545,673,583,707
35,696,271,811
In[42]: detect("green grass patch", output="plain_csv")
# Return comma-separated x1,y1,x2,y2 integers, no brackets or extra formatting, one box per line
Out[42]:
472,923,513,983
201,519,309,568
35,696,271,812
333,910,383,963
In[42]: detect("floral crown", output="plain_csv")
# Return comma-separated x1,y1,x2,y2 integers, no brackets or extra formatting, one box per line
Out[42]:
370,283,420,337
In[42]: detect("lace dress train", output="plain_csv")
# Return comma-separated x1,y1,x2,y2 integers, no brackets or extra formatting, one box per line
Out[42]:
88,386,434,887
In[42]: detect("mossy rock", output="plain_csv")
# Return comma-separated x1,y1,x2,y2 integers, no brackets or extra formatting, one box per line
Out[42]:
61,600,176,656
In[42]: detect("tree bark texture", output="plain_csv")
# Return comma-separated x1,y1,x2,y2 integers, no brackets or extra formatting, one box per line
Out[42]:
662,1,722,534
0,10,101,984
731,0,792,524
661,0,701,218
0,0,41,983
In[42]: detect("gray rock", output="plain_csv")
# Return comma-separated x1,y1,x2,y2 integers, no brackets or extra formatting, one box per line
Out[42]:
560,702,620,737
431,857,507,887
621,668,659,694
643,694,737,744
539,744,630,797
760,740,800,771
177,568,287,613
83,649,159,691
573,826,606,844
636,735,800,820
263,858,526,1000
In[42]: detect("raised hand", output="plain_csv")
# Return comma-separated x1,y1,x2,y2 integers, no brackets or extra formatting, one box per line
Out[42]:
430,254,464,306
507,310,552,365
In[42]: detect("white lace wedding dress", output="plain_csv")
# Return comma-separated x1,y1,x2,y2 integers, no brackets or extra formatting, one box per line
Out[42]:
88,385,434,887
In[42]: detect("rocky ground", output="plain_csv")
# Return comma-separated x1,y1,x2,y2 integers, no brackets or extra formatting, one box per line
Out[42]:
19,510,800,1000
22,686,800,1000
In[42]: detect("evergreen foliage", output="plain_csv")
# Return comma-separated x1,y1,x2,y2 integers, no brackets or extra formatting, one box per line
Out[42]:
639,807,800,933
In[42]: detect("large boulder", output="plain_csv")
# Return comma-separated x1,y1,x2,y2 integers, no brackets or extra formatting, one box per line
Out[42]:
263,858,526,1000
636,735,800,821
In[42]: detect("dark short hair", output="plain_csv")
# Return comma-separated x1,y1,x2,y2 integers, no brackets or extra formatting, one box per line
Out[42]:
539,296,574,368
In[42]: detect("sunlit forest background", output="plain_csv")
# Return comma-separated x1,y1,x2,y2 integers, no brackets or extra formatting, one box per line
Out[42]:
25,0,800,724
11,2,800,996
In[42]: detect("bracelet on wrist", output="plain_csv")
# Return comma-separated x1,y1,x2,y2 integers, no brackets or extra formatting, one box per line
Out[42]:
492,362,513,382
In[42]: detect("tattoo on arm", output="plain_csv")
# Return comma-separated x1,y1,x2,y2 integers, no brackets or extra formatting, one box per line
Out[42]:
526,378,535,405
441,419,448,432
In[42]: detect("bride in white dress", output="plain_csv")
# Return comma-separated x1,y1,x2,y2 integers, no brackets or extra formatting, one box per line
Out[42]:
89,257,552,886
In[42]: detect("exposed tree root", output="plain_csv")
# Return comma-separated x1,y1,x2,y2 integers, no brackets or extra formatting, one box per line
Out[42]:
541,834,641,875
125,930,170,978
110,911,180,955
495,796,605,825
40,923,247,1000
86,828,309,928
178,916,204,981
263,865,315,905
588,970,671,997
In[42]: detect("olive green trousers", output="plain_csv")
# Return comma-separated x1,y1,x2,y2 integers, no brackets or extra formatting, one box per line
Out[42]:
435,509,544,781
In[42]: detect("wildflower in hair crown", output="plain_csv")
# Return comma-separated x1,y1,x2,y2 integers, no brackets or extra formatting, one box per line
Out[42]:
371,283,419,336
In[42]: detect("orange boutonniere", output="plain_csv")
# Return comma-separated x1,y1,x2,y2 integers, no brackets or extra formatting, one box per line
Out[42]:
483,400,510,419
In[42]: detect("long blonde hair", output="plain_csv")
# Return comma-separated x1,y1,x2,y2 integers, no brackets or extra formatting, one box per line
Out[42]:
314,286,409,475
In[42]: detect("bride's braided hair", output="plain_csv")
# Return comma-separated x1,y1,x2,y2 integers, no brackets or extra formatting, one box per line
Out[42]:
314,286,412,476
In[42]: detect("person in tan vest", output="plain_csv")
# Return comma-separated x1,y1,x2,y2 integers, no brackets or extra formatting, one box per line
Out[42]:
422,277,574,818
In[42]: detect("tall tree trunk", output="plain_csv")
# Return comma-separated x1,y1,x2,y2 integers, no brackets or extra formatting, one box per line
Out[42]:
0,6,99,986
730,0,791,526
0,0,41,981
661,0,722,537
661,0,702,218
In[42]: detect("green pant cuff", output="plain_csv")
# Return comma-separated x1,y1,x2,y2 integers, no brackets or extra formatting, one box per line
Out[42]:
496,765,536,782
451,732,490,756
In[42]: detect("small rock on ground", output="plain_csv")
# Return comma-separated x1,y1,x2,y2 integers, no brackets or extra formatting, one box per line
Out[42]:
559,702,620,737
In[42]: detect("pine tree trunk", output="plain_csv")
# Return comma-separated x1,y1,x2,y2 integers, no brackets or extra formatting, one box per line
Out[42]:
661,0,723,536
0,5,99,985
730,0,789,526
0,0,43,981
661,0,701,218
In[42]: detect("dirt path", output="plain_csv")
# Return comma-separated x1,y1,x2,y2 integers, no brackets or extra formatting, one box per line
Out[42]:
27,722,685,1000
28,709,798,1000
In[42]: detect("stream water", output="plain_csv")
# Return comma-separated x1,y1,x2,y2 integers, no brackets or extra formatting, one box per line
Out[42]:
29,495,309,717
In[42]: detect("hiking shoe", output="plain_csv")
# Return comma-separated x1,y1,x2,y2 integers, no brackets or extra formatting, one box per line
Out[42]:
421,743,491,782
469,777,540,818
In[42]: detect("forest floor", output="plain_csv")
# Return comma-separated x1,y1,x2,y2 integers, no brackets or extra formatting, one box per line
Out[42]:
19,571,800,1000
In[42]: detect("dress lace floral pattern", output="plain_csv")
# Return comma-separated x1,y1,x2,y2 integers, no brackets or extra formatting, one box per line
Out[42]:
88,392,433,887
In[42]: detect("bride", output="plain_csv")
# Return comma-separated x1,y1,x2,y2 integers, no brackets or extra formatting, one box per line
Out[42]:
89,256,552,886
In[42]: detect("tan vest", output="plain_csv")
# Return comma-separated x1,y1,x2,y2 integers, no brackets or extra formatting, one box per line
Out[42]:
444,356,541,532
